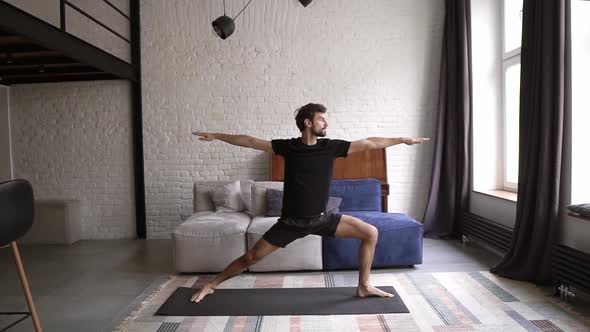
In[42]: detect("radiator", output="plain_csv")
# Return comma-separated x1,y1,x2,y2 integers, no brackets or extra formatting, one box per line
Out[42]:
552,244,590,301
462,212,513,254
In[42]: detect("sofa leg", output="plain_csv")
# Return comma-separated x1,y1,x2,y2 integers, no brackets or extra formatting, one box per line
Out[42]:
408,265,414,268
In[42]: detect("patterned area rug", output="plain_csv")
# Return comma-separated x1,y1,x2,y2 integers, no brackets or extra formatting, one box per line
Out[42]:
114,271,590,332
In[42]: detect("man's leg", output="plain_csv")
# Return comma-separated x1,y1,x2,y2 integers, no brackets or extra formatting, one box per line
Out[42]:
334,215,393,298
190,238,279,302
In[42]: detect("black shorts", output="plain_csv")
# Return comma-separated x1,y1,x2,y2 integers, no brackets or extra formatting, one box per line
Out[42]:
262,212,343,248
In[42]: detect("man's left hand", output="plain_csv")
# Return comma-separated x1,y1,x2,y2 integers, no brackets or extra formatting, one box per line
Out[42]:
402,137,430,145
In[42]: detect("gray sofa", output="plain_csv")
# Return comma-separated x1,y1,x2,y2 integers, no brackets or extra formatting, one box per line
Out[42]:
172,180,323,272
172,179,424,273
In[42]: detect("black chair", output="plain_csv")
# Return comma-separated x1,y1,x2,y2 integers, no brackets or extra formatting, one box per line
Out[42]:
0,179,42,332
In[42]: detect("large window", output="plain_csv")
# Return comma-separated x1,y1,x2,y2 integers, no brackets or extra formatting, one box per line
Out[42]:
501,0,523,192
571,1,590,204
473,1,587,203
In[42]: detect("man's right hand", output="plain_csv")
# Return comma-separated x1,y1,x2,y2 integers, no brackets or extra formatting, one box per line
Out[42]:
192,131,216,141
190,284,215,303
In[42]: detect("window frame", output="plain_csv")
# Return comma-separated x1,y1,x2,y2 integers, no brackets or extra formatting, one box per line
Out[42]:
501,0,522,193
502,55,520,191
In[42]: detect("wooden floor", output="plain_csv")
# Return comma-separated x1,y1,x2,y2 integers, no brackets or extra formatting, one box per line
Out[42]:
0,238,547,332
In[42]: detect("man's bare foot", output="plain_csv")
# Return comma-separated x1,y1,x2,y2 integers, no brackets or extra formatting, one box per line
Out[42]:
356,285,394,298
190,284,215,303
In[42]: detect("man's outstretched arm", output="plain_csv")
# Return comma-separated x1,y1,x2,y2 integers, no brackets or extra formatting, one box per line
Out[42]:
348,137,430,154
192,131,272,152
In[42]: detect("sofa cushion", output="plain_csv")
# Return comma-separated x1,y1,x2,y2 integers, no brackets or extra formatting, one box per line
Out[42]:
210,180,246,212
338,211,421,231
326,197,343,214
322,211,423,270
246,216,282,235
330,179,381,212
172,211,251,272
175,211,251,237
251,181,283,216
193,180,253,212
247,216,323,271
240,180,254,212
265,188,283,217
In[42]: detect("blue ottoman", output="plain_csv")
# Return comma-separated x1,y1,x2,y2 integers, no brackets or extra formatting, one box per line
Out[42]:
323,211,423,270
323,179,423,270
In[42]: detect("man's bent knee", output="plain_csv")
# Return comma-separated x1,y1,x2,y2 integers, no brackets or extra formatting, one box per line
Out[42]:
366,225,378,243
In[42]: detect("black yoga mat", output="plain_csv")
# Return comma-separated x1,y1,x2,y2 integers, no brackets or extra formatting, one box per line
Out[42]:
155,286,409,316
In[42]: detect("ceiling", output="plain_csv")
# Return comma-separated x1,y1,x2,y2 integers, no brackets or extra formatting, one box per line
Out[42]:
0,27,121,86
0,1,137,86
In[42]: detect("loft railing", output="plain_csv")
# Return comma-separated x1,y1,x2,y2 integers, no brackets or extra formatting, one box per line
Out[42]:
59,0,130,45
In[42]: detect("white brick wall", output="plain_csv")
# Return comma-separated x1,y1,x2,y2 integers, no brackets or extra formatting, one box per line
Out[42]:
8,0,443,239
142,0,443,238
10,81,135,239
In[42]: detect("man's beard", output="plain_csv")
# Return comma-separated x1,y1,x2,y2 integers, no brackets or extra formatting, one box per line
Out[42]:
313,128,327,137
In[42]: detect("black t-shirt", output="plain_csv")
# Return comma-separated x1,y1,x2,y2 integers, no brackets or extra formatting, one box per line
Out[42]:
271,137,351,218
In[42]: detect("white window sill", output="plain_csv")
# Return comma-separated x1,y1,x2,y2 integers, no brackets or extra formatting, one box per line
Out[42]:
473,189,518,202
568,212,590,223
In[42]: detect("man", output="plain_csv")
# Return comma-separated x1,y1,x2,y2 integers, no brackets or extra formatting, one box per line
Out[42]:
190,103,429,303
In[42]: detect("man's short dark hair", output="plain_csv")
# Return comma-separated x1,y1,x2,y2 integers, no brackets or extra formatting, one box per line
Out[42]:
294,103,326,132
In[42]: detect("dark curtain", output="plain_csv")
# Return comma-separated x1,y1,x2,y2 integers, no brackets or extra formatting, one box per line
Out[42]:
491,0,571,285
422,0,472,239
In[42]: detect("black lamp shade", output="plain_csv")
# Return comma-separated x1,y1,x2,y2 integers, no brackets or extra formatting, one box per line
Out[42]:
299,0,312,7
212,15,235,40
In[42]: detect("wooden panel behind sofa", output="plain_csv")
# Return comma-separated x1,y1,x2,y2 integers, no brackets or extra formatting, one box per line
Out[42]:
269,148,390,212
